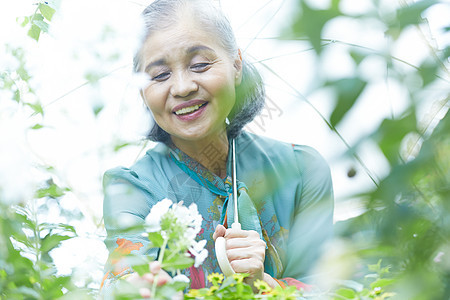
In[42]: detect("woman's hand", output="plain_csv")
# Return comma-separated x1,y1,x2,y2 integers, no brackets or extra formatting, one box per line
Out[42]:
213,224,267,289
126,261,182,299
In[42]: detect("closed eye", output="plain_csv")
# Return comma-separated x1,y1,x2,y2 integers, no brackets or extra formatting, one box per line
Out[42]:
152,72,171,81
190,63,211,72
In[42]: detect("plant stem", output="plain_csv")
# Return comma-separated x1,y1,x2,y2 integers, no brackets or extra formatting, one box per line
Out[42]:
151,237,168,298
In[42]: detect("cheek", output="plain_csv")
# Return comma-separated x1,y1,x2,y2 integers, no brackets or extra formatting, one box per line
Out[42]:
208,72,236,102
142,85,166,113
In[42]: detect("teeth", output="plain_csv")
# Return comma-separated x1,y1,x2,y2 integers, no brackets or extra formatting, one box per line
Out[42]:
175,104,203,115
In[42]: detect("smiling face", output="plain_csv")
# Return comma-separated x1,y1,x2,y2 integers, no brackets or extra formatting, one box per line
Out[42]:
139,14,242,147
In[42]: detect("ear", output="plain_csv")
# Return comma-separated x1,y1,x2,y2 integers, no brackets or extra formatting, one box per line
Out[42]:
233,49,243,86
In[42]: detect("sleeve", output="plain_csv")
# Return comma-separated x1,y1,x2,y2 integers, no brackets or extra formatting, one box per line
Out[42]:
278,145,334,290
100,167,159,295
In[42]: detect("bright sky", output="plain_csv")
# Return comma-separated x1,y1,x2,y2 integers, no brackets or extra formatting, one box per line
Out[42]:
1,0,449,289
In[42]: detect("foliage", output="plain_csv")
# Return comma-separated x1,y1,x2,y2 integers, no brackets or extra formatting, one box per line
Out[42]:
283,0,450,298
0,197,85,299
0,0,449,299
111,199,206,300
185,273,302,300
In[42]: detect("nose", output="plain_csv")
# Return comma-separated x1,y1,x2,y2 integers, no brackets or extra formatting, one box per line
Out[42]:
170,70,198,98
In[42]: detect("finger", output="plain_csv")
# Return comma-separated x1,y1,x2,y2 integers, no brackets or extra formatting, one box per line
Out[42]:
226,246,266,261
213,224,226,241
126,272,141,284
150,261,161,274
230,258,265,276
226,237,266,250
225,229,260,239
142,273,155,284
139,287,151,298
142,270,171,286
156,274,170,286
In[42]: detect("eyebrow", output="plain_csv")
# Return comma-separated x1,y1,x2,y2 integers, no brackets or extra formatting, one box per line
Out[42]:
187,45,215,54
144,45,216,73
144,58,166,73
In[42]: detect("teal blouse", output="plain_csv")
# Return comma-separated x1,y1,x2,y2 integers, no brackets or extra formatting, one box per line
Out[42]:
101,131,334,291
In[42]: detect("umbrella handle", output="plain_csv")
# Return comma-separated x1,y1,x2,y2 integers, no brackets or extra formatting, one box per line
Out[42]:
215,222,241,277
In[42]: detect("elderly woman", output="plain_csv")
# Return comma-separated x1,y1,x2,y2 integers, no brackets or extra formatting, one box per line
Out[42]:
101,0,334,295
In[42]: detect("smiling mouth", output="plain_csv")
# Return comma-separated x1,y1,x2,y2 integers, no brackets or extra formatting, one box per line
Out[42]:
174,103,207,115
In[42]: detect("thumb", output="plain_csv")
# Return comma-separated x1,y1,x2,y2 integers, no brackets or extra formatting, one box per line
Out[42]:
213,224,226,241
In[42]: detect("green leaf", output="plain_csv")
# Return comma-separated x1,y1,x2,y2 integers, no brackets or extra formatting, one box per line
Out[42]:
168,280,189,292
35,183,69,198
370,278,396,290
93,104,104,116
33,19,49,33
25,102,44,115
122,255,151,276
335,288,356,299
28,24,41,41
13,89,21,102
368,259,382,272
147,232,164,248
17,16,30,27
336,279,364,292
283,1,341,54
162,254,194,271
418,59,438,87
349,50,367,65
40,234,72,252
155,282,189,299
39,223,77,235
15,210,36,232
84,71,104,83
387,0,438,39
31,124,44,130
397,0,437,29
17,65,31,81
443,46,450,60
329,77,367,126
217,276,238,292
39,3,56,21
114,142,131,152
11,233,35,249
375,112,417,165
132,263,150,276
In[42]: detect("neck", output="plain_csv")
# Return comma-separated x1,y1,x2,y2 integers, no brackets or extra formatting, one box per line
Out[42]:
170,128,229,178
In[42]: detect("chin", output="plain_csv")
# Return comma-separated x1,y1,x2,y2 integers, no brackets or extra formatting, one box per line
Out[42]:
175,126,223,142
177,132,209,142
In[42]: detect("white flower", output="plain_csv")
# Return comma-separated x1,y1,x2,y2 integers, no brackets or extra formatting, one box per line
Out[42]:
144,198,173,231
172,202,203,240
189,240,208,268
194,249,208,268
188,203,203,233
173,202,190,224
173,274,190,283
143,199,207,268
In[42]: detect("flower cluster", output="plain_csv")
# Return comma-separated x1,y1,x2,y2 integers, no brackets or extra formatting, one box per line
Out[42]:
113,199,208,299
143,198,207,269
185,272,303,299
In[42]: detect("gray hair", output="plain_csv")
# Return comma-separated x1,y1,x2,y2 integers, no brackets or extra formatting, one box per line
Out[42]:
134,0,265,142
